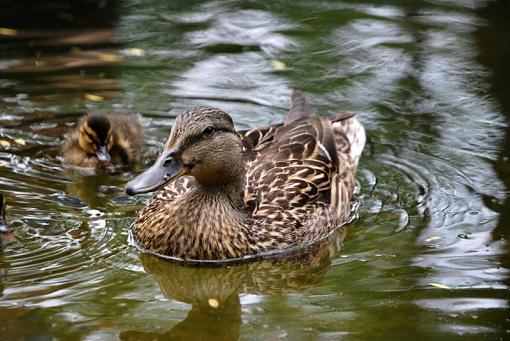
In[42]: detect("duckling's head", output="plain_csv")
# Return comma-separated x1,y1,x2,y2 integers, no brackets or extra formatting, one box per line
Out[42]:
0,192,16,245
78,115,114,167
126,107,244,195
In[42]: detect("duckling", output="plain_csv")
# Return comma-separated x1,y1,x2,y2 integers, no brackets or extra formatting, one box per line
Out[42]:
126,90,365,261
0,192,16,245
62,113,143,171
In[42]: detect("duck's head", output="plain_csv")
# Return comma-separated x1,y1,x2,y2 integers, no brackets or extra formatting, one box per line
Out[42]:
78,115,114,168
126,107,243,195
0,193,16,245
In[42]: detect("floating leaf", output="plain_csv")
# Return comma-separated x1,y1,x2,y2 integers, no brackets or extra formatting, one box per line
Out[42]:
0,27,17,36
14,138,26,146
424,236,441,243
271,60,286,70
0,140,11,148
429,282,451,289
125,48,145,57
208,298,219,308
0,161,9,167
99,53,124,63
85,94,104,102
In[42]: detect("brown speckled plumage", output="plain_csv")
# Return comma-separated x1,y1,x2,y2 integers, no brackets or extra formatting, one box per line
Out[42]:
63,113,143,171
132,90,365,260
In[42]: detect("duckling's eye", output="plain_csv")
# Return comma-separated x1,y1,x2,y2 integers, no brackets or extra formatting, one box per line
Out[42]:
202,126,215,136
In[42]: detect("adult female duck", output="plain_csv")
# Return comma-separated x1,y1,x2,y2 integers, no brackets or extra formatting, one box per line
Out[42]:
126,90,365,261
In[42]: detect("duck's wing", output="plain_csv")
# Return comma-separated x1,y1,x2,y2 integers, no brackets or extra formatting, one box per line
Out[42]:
243,90,337,214
245,94,365,229
242,90,365,231
237,123,281,157
244,116,339,214
108,113,144,164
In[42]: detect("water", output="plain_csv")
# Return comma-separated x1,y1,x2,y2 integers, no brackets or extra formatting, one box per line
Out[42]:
1,0,509,339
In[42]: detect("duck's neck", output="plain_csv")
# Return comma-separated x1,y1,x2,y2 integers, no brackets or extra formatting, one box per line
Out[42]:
166,176,256,260
184,177,246,229
193,178,244,207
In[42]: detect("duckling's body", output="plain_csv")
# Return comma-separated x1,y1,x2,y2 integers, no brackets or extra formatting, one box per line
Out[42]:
0,192,16,245
63,113,143,171
126,90,365,260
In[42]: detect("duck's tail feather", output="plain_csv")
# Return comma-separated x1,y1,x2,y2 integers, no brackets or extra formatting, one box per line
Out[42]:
331,111,356,122
284,89,315,125
331,114,366,167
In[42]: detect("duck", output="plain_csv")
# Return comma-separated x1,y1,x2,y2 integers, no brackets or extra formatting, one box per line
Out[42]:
0,192,16,245
125,90,365,261
62,113,143,172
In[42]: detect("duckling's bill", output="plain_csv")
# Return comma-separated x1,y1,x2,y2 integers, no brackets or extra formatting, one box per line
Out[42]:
126,149,185,196
96,145,112,168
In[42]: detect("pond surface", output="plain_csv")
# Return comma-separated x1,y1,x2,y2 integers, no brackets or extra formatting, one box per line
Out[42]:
1,0,509,339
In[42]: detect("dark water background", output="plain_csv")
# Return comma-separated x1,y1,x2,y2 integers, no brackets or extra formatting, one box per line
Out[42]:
0,0,509,339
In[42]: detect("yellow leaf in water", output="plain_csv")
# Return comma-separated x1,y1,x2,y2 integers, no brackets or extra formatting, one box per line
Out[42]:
0,27,17,36
0,161,9,167
99,53,124,63
125,48,145,57
14,138,26,146
208,298,219,308
429,282,451,289
85,94,104,102
0,140,11,148
424,236,441,243
271,60,286,70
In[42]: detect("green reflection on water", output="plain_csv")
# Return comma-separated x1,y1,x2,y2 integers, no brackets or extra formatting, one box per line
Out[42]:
0,0,509,339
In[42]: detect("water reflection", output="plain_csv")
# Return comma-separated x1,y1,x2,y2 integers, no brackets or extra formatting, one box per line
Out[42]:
120,230,345,340
475,0,510,333
0,0,123,110
0,0,509,339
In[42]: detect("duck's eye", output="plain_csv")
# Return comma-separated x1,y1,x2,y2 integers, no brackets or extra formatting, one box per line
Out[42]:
163,158,174,167
203,126,215,136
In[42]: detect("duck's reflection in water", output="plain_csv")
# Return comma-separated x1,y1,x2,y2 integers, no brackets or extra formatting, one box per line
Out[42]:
120,228,346,340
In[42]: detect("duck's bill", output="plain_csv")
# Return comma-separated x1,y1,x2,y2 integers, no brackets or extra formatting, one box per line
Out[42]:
96,146,112,168
125,150,184,196
0,220,16,244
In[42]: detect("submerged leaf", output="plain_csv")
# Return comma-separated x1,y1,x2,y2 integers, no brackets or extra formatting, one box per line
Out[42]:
14,138,26,146
0,27,17,36
271,60,286,70
85,94,104,102
429,282,451,289
98,53,124,63
424,236,441,243
125,48,145,57
0,139,11,148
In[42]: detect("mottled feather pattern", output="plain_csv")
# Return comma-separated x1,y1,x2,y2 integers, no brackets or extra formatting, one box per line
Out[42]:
243,115,355,249
132,91,365,260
